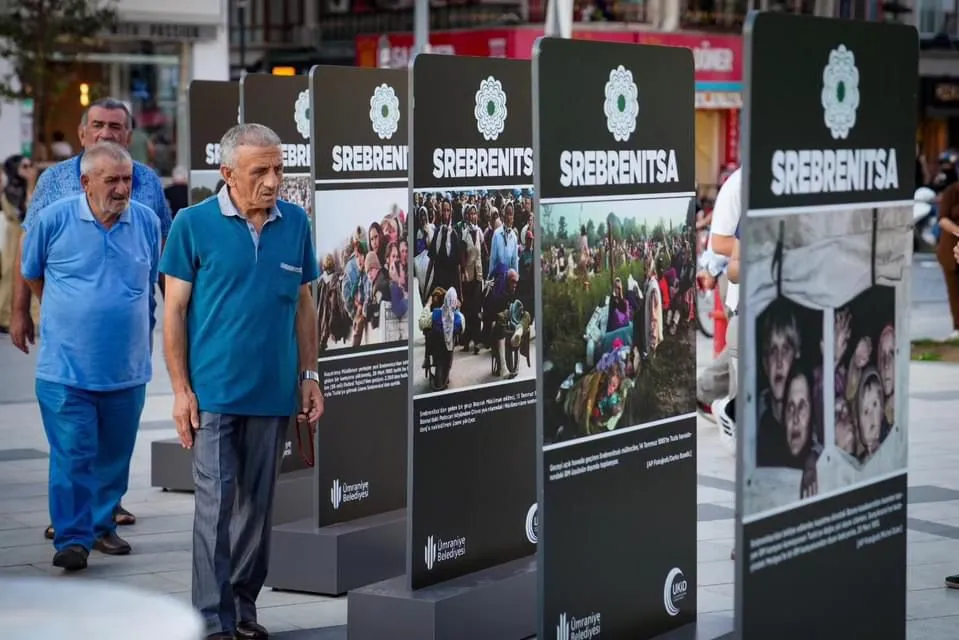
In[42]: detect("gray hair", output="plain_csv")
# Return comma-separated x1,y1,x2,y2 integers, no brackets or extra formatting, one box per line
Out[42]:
80,98,133,130
172,165,188,182
79,142,133,177
219,123,282,168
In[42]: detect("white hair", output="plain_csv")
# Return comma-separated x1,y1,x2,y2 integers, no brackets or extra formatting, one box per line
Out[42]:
172,165,188,182
219,123,282,168
79,142,132,176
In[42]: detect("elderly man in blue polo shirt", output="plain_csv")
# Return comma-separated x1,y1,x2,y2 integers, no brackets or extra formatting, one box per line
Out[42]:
20,142,160,572
160,123,323,640
11,97,172,538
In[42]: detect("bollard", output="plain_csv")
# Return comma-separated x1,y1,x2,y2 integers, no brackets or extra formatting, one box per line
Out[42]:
712,289,727,358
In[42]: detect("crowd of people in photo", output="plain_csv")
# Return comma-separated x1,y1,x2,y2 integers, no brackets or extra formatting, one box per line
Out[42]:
543,215,698,441
315,204,409,351
413,189,535,390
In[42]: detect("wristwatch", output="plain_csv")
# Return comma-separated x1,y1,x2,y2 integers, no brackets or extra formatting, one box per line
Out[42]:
300,370,320,384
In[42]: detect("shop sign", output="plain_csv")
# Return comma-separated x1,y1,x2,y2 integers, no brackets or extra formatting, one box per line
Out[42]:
635,33,742,85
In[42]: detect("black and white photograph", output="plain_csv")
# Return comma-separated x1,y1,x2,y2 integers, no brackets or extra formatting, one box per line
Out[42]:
742,206,910,518
410,187,537,394
540,196,697,445
281,174,314,218
314,187,409,352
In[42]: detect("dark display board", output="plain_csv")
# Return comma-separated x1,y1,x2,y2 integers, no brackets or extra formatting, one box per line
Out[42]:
533,37,698,640
737,13,917,639
309,65,409,526
187,80,238,204
407,54,537,590
240,73,314,475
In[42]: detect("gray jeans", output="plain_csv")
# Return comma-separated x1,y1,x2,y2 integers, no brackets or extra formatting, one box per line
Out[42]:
191,412,287,635
697,314,739,404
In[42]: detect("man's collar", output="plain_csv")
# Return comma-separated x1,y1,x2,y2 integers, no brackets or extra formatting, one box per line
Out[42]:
79,194,131,224
217,185,282,220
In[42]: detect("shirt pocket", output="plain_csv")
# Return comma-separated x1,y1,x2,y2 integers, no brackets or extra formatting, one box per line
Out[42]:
277,263,302,303
119,255,152,295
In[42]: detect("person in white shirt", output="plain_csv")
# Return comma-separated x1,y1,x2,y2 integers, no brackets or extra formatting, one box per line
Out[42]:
697,167,741,412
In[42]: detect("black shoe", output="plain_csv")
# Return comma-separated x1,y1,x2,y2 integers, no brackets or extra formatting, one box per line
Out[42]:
205,634,234,639
236,621,269,639
53,545,89,572
113,504,136,525
94,532,132,555
946,574,959,589
44,524,54,540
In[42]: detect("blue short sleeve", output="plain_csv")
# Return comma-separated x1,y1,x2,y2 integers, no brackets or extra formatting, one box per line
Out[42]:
153,177,173,239
20,208,53,280
300,215,319,285
22,169,58,230
158,213,197,283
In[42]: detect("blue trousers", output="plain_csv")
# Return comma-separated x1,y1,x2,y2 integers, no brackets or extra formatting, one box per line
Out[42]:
191,413,286,635
35,380,146,551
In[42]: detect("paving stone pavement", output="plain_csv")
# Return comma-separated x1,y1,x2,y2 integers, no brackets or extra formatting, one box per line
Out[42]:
3,297,959,637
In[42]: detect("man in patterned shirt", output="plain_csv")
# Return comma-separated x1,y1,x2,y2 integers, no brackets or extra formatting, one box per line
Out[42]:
9,97,172,541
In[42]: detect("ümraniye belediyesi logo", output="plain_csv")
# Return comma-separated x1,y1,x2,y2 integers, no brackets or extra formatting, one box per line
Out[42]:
294,89,311,140
525,503,538,544
821,44,860,140
604,65,639,143
369,83,400,140
474,76,508,142
330,478,343,510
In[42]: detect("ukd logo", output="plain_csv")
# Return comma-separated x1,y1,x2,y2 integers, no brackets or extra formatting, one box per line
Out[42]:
369,83,400,141
663,567,688,616
294,89,311,140
604,65,639,143
474,76,508,142
330,479,343,510
556,613,570,640
424,536,437,571
821,44,860,140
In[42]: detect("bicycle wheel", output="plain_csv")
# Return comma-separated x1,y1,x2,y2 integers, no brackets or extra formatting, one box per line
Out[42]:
696,287,714,339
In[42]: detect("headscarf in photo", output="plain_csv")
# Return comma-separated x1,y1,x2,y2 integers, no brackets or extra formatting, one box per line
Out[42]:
441,287,459,352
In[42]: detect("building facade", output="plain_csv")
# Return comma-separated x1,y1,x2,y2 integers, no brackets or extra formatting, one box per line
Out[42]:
0,0,229,176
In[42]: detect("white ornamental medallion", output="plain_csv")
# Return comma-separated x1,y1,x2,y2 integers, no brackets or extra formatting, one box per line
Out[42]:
369,83,401,140
604,65,639,143
474,76,508,142
294,89,311,140
821,45,860,140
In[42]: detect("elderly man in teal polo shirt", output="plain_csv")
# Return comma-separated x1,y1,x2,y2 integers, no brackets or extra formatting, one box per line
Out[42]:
20,142,160,572
160,123,323,640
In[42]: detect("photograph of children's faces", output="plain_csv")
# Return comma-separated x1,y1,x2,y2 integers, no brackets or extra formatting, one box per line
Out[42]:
314,187,409,353
833,286,896,465
755,298,824,498
189,170,222,205
280,174,313,218
540,197,698,445
410,188,536,395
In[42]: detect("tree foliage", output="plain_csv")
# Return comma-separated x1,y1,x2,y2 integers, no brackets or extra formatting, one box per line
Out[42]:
0,0,117,147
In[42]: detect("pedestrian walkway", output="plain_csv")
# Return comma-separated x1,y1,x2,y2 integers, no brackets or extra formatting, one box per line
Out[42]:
2,327,959,638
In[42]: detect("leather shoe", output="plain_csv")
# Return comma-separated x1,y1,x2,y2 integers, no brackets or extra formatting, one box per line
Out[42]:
236,621,269,639
52,545,88,572
205,634,233,639
94,532,131,555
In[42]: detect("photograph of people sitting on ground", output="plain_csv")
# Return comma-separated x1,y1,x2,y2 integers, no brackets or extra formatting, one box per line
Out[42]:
833,286,896,466
754,297,824,500
541,197,697,446
411,188,536,395
314,188,409,353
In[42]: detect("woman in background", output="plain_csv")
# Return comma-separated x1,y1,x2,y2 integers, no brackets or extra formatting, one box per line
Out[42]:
0,154,37,333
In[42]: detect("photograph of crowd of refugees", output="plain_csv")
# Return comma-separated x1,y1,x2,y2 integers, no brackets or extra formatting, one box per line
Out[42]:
743,207,908,517
188,172,312,220
540,197,698,446
410,188,536,396
313,188,409,354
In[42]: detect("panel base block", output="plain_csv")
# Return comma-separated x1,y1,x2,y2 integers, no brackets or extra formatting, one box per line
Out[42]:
266,509,406,596
150,438,312,525
150,438,194,492
346,556,536,640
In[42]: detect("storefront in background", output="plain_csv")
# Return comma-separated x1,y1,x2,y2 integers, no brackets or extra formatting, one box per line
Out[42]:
356,28,742,187
919,75,959,181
